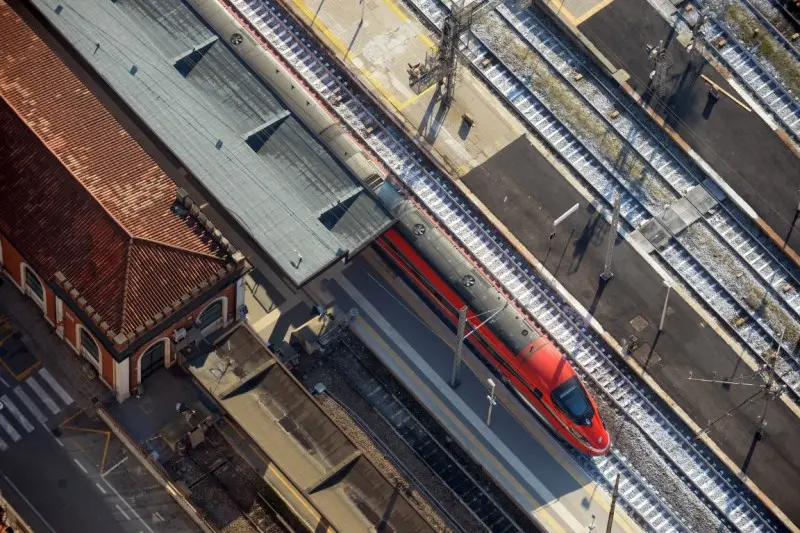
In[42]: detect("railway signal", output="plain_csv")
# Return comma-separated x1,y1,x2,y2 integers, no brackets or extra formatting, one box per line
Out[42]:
687,10,709,55
646,40,672,101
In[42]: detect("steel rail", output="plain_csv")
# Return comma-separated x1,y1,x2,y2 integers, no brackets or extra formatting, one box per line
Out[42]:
227,0,780,530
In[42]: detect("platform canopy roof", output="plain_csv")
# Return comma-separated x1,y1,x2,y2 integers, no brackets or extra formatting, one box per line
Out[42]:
27,0,393,286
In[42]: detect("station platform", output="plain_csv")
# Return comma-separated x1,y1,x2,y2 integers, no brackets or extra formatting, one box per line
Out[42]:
461,135,800,525
268,0,800,524
275,0,527,177
306,252,641,533
573,0,800,256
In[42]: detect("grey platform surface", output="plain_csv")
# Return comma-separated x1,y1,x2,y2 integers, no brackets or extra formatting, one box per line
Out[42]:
27,0,392,286
324,257,641,533
578,0,800,255
461,135,800,524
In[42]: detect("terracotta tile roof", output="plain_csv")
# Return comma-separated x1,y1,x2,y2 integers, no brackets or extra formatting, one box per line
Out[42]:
0,3,234,339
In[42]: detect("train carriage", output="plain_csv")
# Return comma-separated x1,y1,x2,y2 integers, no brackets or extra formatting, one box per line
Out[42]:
377,199,610,455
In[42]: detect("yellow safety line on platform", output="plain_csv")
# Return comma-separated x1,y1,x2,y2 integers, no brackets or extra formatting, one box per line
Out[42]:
397,83,437,110
289,0,429,111
360,255,637,530
574,0,616,24
380,0,409,22
417,32,435,48
701,74,752,112
545,0,579,26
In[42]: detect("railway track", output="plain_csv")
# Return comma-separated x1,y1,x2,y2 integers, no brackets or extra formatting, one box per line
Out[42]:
412,0,800,404
482,3,800,401
330,338,524,533
675,4,800,146
226,0,782,530
320,389,471,533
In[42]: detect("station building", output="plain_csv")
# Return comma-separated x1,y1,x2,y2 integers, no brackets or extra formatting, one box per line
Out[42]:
0,3,249,401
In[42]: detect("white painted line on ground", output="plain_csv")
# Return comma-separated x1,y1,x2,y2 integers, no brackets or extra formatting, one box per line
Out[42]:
0,435,8,452
102,455,128,477
0,395,34,433
2,474,58,533
13,387,47,424
0,376,9,388
73,458,88,474
0,412,21,442
115,503,131,521
95,482,107,495
26,376,60,414
340,275,587,533
38,368,74,406
104,479,153,533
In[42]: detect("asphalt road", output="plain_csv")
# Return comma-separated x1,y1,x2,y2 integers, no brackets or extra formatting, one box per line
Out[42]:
0,282,201,533
578,0,800,254
0,377,142,533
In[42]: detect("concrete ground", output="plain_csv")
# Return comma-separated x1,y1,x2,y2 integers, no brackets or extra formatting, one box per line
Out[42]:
303,252,641,533
0,278,201,533
461,135,800,525
277,0,527,177
578,0,800,255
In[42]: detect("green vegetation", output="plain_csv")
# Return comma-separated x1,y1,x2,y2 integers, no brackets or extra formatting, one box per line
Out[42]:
723,4,800,97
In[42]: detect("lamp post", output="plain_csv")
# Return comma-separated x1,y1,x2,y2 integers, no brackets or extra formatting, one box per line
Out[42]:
659,281,672,331
486,378,497,426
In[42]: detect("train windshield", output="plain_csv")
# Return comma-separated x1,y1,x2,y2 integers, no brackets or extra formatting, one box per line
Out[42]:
551,377,593,426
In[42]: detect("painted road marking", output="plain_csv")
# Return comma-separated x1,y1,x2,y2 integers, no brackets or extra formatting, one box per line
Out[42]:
38,369,74,406
102,456,128,477
0,377,9,388
104,478,153,533
0,395,34,433
73,458,88,474
116,503,131,520
0,412,21,443
0,436,8,452
26,376,59,414
2,474,58,533
13,387,47,424
96,482,107,495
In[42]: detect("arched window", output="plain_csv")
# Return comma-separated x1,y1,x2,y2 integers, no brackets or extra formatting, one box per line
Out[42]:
197,299,224,331
79,328,100,363
24,266,45,306
140,340,166,380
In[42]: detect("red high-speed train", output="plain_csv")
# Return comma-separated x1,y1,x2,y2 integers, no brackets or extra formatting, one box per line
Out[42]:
377,198,610,456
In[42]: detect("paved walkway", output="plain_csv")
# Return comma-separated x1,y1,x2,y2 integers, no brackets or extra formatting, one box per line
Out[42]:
461,135,800,525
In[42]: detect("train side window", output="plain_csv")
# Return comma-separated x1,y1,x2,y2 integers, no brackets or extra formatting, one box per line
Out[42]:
533,388,543,400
